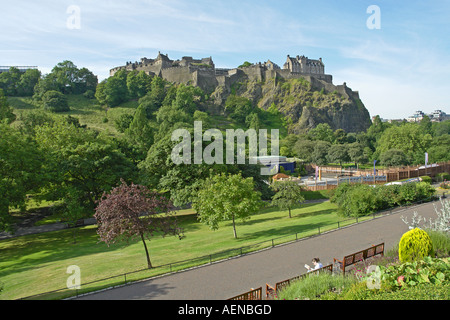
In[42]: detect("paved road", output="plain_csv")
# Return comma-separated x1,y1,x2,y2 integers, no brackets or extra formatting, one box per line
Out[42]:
73,199,445,300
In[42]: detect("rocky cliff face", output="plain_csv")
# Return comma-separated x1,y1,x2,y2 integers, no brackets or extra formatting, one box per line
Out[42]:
210,75,372,134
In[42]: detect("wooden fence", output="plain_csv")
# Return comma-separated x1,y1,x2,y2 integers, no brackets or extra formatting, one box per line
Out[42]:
300,161,450,191
228,287,262,300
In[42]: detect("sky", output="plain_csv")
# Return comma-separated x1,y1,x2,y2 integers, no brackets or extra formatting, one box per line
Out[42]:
1,0,449,119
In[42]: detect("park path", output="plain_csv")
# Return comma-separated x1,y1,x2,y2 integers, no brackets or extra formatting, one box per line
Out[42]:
75,199,444,300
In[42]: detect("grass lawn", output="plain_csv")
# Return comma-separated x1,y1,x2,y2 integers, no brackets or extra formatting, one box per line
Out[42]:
0,200,362,300
8,95,138,137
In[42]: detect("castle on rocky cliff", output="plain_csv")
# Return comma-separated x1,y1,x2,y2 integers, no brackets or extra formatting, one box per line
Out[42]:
110,52,333,93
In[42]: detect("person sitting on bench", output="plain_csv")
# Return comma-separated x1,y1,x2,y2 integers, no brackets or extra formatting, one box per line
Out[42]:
305,258,323,272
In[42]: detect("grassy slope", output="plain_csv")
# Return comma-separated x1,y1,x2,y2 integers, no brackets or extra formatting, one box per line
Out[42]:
7,95,138,136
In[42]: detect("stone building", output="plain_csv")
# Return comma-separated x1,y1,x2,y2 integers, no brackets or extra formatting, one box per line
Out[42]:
283,55,325,75
110,53,333,93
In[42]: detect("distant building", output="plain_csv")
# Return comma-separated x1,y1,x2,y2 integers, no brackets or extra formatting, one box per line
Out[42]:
429,110,450,122
406,110,449,122
406,110,425,122
250,156,296,174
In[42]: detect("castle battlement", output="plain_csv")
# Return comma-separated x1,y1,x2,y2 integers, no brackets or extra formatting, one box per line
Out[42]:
109,53,333,92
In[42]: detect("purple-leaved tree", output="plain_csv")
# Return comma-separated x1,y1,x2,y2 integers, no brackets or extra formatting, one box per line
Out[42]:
94,179,182,268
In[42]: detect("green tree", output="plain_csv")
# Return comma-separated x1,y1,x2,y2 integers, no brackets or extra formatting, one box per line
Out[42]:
307,123,335,143
271,180,305,218
192,173,263,239
0,124,43,231
293,139,315,162
0,89,16,124
0,67,21,96
380,149,410,166
376,124,431,164
95,70,128,107
35,121,137,216
126,70,152,99
245,112,261,130
333,129,348,144
347,142,368,166
114,113,134,133
41,90,69,112
312,140,331,165
327,144,350,166
17,69,41,96
125,104,154,154
172,84,204,115
427,134,450,162
225,95,254,123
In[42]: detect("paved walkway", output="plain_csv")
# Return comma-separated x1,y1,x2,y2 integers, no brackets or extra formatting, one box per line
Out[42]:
75,199,444,300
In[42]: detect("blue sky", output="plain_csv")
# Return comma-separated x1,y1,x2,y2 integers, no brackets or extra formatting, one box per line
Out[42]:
1,0,449,119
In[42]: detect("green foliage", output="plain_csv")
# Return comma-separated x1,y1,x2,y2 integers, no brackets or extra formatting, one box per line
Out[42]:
34,120,137,217
114,113,134,133
398,228,434,263
0,89,16,124
224,95,255,124
276,273,357,300
271,180,305,218
436,172,450,182
380,148,409,166
377,257,449,291
41,90,69,112
95,70,128,107
192,173,263,238
238,61,252,68
426,230,450,258
419,176,432,184
33,61,97,100
331,182,436,217
375,123,432,165
0,124,44,231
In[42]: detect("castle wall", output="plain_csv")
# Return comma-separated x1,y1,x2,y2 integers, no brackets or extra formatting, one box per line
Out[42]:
161,66,195,86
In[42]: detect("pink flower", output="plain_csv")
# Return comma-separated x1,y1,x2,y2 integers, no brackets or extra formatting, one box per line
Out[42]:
397,275,405,286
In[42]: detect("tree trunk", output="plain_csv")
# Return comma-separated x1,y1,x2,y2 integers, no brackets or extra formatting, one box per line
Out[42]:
140,233,152,268
232,214,237,239
288,208,292,218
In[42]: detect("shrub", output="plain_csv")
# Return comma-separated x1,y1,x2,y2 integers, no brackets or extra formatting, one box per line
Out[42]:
419,176,432,184
331,182,436,218
436,173,450,182
426,230,450,258
42,90,69,112
378,257,449,290
398,228,434,263
369,283,450,300
276,273,357,300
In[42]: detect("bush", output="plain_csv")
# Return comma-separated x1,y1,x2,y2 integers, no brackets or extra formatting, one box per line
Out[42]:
42,90,69,112
419,176,432,184
436,173,450,182
276,273,357,300
369,283,450,300
331,182,436,217
427,230,450,258
378,257,449,290
398,228,434,263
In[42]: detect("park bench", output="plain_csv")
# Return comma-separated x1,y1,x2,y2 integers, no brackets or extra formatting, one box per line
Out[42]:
265,264,333,299
228,287,262,300
333,243,384,275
